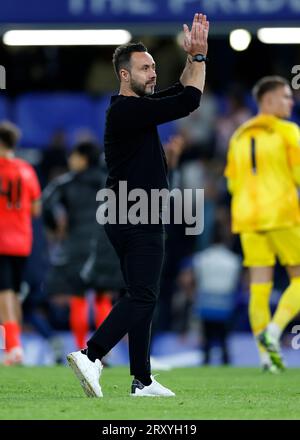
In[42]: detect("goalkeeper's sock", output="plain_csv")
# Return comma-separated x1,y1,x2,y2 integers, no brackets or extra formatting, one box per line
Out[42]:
70,296,89,349
271,276,300,335
266,322,281,341
260,351,271,366
249,282,273,360
94,292,112,328
3,321,21,352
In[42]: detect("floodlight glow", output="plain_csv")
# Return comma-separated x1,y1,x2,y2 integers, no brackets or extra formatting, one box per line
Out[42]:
258,28,300,44
3,29,132,46
229,29,251,51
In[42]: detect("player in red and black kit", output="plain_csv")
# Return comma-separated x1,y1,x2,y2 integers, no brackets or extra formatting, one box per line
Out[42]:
0,121,41,365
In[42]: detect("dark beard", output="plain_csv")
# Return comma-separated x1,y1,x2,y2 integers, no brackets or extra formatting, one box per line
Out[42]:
130,78,153,97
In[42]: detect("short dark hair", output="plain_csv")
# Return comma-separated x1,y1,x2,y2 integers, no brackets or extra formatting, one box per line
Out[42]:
72,141,100,167
0,121,21,149
112,42,147,81
252,76,290,103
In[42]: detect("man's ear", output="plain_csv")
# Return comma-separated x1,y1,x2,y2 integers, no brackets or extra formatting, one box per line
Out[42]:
264,92,274,108
120,68,130,82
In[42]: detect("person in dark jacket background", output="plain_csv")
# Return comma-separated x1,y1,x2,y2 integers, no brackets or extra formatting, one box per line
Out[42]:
43,141,124,349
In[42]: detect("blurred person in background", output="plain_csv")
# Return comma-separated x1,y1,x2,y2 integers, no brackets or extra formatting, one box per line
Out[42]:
178,221,241,365
216,86,252,158
176,82,217,161
153,134,187,334
0,121,41,365
225,76,300,372
43,141,123,351
39,130,68,187
175,83,219,254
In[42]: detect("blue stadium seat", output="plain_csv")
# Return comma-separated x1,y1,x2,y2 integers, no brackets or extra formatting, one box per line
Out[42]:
158,121,177,144
216,94,229,115
0,96,8,121
245,93,257,115
12,93,188,149
93,94,112,145
15,93,99,148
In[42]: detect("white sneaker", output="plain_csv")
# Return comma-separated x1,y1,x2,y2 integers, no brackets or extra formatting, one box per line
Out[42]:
130,375,175,397
3,347,24,366
257,330,285,371
67,350,103,397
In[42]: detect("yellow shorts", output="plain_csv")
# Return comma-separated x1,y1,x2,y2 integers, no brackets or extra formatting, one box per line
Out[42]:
240,226,300,267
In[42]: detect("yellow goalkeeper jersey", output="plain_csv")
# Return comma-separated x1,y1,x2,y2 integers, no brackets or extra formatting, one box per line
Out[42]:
225,114,300,233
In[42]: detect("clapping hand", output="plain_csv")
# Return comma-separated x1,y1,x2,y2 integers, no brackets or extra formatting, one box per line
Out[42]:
183,13,209,57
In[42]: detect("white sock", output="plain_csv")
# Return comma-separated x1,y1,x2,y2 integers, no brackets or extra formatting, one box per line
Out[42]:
260,351,271,366
267,322,281,340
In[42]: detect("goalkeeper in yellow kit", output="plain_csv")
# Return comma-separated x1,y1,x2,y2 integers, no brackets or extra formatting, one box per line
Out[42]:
225,76,300,372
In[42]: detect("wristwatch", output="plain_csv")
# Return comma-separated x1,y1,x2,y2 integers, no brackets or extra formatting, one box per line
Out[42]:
192,54,208,63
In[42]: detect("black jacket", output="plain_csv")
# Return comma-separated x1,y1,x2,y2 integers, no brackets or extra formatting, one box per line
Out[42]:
105,83,202,196
43,166,124,290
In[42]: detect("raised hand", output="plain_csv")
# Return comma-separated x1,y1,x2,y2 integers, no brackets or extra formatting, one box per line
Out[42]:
183,13,209,57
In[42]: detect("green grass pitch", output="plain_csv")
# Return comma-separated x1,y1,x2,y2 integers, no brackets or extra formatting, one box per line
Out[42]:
0,366,299,420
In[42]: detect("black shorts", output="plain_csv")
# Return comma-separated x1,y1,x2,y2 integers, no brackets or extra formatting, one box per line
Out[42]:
0,255,27,293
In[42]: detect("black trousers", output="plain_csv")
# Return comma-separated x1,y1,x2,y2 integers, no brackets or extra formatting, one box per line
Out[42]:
202,320,230,365
87,222,165,377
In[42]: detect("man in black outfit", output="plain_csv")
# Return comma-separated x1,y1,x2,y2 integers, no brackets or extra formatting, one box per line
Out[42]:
67,13,209,397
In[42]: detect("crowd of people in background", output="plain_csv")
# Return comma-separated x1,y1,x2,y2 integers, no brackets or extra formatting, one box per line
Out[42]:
1,85,300,366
